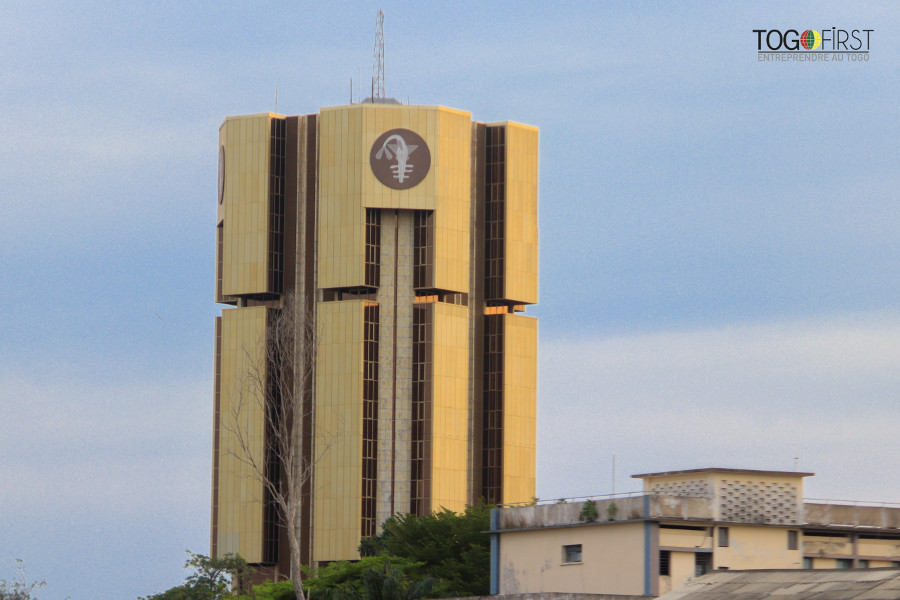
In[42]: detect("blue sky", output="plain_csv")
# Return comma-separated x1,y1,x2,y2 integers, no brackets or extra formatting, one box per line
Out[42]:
1,2,898,598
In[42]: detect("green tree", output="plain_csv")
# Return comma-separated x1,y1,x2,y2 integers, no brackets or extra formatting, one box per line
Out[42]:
139,552,250,600
0,560,46,600
578,499,597,522
236,580,296,600
304,556,426,600
358,504,492,597
308,558,436,600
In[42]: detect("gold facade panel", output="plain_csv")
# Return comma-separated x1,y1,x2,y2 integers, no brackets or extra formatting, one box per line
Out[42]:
314,300,366,560
502,122,539,305
430,303,470,513
502,313,537,504
318,107,366,289
221,114,276,297
433,109,472,294
317,105,472,292
215,306,269,563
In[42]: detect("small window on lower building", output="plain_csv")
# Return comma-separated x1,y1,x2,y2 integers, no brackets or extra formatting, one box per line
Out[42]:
718,526,729,547
893,561,900,568
803,557,813,569
563,544,582,563
788,530,799,550
695,553,712,577
836,559,852,569
659,550,671,576
859,559,869,568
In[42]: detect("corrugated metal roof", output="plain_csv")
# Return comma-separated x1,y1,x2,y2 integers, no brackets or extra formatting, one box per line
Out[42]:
658,569,900,600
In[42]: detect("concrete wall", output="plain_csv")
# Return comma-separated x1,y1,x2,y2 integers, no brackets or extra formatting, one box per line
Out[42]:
497,497,716,530
714,524,803,570
805,503,900,529
498,521,647,596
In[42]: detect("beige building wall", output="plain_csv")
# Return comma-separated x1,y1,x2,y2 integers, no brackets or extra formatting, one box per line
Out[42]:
858,538,900,561
499,522,647,596
429,302,469,513
660,528,712,550
220,114,279,296
502,313,537,504
500,122,539,305
660,551,697,596
215,306,269,563
313,300,366,561
715,525,803,570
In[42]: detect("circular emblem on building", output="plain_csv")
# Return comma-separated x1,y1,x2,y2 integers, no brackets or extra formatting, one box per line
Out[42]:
369,128,431,190
217,145,226,205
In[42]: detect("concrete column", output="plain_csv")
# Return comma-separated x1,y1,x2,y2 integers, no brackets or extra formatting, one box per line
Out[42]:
376,210,414,524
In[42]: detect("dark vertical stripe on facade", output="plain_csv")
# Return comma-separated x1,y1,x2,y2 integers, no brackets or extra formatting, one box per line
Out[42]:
277,116,300,576
268,118,286,294
365,209,382,288
263,310,282,565
482,314,504,504
484,125,506,303
283,118,299,295
470,123,486,503
362,305,380,537
413,211,434,290
411,303,433,516
299,114,317,569
216,225,225,303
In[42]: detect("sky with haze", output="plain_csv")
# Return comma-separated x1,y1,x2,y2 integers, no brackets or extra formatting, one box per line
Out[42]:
1,2,898,598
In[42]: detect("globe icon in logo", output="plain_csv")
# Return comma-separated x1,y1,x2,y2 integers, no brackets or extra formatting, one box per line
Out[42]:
800,30,821,50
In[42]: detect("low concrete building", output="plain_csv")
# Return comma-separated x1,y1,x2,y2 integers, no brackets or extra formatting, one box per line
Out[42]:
490,468,900,598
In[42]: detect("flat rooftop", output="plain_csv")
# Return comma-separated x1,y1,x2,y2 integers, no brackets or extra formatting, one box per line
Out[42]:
633,467,815,479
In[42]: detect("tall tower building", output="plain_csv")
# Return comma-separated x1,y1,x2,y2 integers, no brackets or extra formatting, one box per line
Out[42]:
212,102,538,573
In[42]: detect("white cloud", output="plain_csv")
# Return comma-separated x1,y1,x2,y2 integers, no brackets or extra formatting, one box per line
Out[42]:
537,311,900,503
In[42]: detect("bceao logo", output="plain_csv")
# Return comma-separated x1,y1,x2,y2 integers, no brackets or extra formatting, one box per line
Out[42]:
755,28,873,62
369,128,431,190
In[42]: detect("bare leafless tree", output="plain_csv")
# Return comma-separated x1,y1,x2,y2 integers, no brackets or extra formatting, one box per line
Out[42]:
226,291,322,600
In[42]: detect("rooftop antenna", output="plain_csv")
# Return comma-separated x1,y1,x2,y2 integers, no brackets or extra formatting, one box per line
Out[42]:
372,9,385,101
612,455,616,496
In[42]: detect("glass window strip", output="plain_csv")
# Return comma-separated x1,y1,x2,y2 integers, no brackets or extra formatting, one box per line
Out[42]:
482,314,503,503
361,305,379,537
411,304,432,516
268,118,286,294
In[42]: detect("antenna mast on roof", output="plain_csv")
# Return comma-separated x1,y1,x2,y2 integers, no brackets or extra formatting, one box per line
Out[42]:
372,10,385,101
